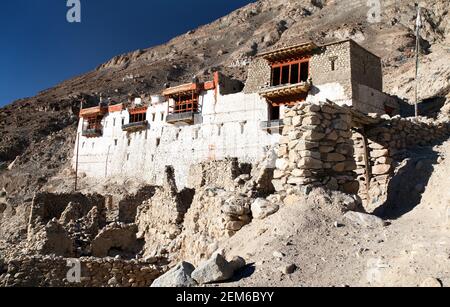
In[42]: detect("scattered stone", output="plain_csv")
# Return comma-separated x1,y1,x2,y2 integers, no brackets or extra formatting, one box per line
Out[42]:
251,198,280,220
344,211,387,228
273,251,285,259
151,262,197,287
280,264,297,275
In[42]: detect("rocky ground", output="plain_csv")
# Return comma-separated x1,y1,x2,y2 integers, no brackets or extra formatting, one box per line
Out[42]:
211,140,450,287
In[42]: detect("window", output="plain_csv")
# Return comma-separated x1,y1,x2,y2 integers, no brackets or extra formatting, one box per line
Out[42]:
122,118,125,126
152,113,156,122
161,113,164,121
84,117,102,130
269,105,280,121
113,118,116,126
127,154,130,161
271,58,310,86
329,56,338,71
82,142,85,148
114,139,118,146
128,139,131,146
129,112,147,124
171,91,199,114
156,138,161,147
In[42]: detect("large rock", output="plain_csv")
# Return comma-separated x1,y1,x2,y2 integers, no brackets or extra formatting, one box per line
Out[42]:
344,212,387,228
251,198,280,220
191,253,234,284
151,262,197,287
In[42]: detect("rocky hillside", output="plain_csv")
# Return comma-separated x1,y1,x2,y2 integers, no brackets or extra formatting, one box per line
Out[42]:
0,0,449,204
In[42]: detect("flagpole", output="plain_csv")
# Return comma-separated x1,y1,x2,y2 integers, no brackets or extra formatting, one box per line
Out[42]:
414,5,421,118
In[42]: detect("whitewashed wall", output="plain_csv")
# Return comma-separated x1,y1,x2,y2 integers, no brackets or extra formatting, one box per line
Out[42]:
73,90,279,189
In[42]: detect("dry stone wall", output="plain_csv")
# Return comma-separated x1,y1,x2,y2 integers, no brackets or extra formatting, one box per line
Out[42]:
354,115,450,212
273,102,358,194
0,255,162,287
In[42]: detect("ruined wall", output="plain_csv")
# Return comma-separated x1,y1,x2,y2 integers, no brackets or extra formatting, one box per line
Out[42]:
135,167,191,261
0,256,162,287
187,158,248,191
273,102,358,194
354,115,450,213
29,193,106,226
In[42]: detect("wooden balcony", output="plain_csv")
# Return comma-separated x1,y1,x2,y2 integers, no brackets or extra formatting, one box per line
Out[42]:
166,112,202,125
79,106,108,118
122,121,149,132
82,128,103,138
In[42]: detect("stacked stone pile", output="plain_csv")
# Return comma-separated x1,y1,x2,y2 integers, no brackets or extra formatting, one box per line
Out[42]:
273,102,358,194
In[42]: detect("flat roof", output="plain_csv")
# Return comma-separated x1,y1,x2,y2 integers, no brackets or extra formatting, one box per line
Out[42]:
257,39,380,61
257,42,319,61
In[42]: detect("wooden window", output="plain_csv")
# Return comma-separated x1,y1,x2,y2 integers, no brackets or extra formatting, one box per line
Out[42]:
271,58,310,86
129,112,147,124
300,62,309,82
170,91,199,114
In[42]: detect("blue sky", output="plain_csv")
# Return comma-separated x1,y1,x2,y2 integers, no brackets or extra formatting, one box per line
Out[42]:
0,0,254,106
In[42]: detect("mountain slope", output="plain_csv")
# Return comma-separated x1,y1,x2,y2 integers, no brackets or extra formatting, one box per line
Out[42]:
0,0,449,205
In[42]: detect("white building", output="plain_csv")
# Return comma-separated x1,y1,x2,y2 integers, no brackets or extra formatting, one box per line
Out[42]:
73,40,398,189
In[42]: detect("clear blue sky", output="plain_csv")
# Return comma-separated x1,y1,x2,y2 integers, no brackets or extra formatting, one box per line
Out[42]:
0,0,254,106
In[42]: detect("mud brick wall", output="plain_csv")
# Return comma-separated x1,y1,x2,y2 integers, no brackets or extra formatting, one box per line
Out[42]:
0,256,163,287
273,102,358,194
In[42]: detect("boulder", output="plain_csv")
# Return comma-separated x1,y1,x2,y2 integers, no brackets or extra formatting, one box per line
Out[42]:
344,212,387,228
191,253,234,284
151,262,197,287
251,198,280,220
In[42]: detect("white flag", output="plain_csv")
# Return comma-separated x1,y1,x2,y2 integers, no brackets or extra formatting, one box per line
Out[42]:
416,7,422,28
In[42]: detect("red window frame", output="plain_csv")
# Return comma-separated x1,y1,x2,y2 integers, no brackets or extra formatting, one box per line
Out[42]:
270,57,310,87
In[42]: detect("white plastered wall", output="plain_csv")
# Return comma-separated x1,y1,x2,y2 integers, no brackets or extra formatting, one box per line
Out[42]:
73,88,279,189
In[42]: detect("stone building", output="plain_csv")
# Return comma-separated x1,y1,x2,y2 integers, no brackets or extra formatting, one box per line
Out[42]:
73,40,398,189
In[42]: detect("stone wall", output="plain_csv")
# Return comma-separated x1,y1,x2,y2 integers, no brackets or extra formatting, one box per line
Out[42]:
242,58,272,94
0,256,162,287
350,41,383,92
273,102,358,194
310,41,353,103
354,115,450,212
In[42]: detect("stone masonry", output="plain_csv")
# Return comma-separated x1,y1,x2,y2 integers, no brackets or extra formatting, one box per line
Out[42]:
273,101,358,194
